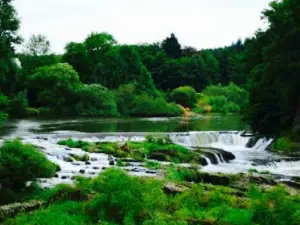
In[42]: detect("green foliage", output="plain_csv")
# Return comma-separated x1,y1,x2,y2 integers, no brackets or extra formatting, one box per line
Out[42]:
145,161,161,170
57,139,90,151
3,168,300,225
115,83,183,117
3,201,90,225
162,33,182,59
8,91,29,118
248,186,300,225
170,86,197,108
95,45,155,91
196,83,248,114
27,63,81,112
0,139,57,190
245,0,300,136
86,168,166,224
57,138,200,164
73,84,119,117
0,92,9,122
0,0,22,94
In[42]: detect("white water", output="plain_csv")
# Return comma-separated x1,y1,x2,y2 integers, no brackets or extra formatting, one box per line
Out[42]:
1,130,300,187
19,135,155,188
170,131,300,177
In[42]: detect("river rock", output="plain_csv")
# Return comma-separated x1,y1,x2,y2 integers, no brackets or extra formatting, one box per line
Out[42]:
198,173,231,186
0,201,44,222
281,180,300,189
163,183,186,194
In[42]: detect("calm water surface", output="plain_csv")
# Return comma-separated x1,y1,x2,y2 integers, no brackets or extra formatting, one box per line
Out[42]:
0,114,247,137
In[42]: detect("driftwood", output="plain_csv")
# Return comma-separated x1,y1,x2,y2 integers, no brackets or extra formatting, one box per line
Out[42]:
0,200,44,222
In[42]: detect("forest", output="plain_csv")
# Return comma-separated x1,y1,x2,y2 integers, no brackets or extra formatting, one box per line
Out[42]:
1,0,300,224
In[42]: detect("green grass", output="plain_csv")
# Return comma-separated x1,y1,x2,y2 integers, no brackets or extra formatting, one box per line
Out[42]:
57,139,90,151
144,160,161,170
5,168,300,225
57,137,202,164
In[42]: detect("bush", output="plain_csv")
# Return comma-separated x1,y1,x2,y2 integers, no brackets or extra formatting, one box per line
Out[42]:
0,139,57,190
86,168,166,224
8,91,29,118
57,139,90,150
170,86,197,108
196,83,248,114
73,84,119,117
26,108,40,117
115,83,183,117
131,94,183,117
27,63,81,112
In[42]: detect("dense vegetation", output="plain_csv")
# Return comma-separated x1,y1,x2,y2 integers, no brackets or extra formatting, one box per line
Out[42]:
0,0,251,121
2,167,300,225
1,0,300,224
0,139,57,204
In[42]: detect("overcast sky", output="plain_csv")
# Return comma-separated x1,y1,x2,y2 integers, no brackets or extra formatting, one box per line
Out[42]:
13,0,272,53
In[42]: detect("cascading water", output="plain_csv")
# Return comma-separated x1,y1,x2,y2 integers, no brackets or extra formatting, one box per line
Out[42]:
2,128,300,187
170,131,300,177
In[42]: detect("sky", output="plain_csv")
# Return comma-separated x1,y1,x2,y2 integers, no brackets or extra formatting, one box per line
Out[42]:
13,0,272,53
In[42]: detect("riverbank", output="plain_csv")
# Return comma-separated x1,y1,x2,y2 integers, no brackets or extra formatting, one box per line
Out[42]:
1,167,300,225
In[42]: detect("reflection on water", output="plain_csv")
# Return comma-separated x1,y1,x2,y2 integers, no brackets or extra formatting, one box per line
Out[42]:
0,114,247,137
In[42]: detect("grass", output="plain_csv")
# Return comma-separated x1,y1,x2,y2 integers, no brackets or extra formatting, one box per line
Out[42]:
4,168,300,225
144,160,161,170
57,137,203,164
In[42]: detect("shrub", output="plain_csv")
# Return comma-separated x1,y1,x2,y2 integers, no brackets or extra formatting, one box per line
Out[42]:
131,94,183,117
115,83,183,117
27,63,81,112
170,86,197,108
145,161,161,170
26,108,40,117
57,139,90,151
0,139,57,190
248,186,300,225
8,91,29,118
86,168,166,224
196,83,248,114
73,84,119,117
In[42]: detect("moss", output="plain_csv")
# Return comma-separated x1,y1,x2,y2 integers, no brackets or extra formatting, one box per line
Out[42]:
58,137,202,164
272,136,300,155
69,154,90,162
144,161,161,170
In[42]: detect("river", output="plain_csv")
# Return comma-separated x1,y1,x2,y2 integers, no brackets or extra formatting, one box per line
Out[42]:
0,114,299,187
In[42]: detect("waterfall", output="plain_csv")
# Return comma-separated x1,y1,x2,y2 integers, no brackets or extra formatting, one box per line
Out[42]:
212,152,222,164
202,156,212,165
169,131,271,151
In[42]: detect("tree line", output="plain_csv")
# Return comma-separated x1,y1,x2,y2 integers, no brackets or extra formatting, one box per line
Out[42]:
0,0,251,120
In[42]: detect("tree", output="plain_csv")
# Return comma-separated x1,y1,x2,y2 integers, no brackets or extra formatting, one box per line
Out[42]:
245,0,300,136
23,34,51,56
0,0,22,94
94,45,155,91
62,42,90,83
27,63,81,111
162,33,182,58
170,86,197,108
203,52,220,84
62,32,117,83
0,92,9,122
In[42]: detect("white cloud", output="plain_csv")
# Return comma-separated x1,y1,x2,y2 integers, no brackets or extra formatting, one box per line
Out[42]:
14,0,271,53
